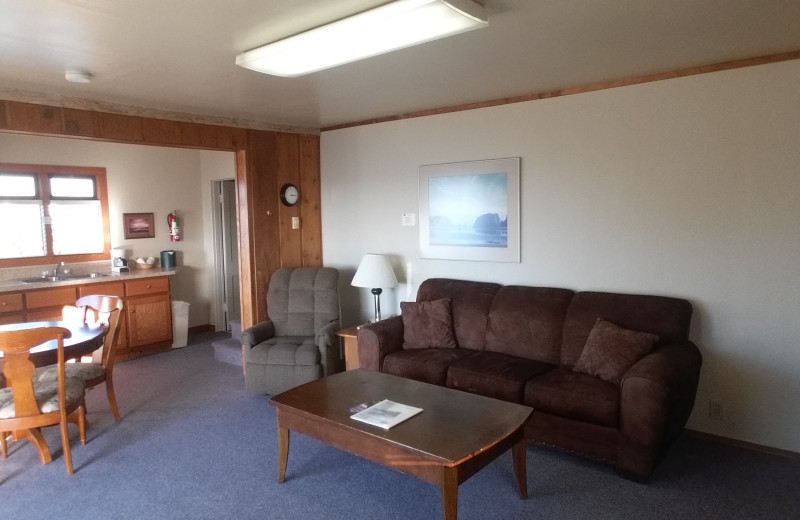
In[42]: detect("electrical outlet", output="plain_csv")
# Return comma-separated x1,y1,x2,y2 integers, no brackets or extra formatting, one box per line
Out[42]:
708,400,723,421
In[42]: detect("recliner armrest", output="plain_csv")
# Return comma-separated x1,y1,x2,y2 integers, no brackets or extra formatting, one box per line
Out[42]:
241,320,276,349
357,316,404,371
316,320,341,348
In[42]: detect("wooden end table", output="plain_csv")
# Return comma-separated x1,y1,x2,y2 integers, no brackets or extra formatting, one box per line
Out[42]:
335,325,361,370
270,369,533,520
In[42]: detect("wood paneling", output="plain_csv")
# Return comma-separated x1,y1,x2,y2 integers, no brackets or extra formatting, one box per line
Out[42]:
181,122,219,148
143,118,182,144
245,130,281,325
235,149,254,329
6,102,63,134
299,134,322,267
277,133,302,268
99,112,144,141
0,99,323,334
0,101,9,129
62,108,99,137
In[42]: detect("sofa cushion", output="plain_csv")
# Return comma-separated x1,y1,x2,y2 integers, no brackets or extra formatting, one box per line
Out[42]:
401,298,457,349
524,368,620,428
417,278,501,351
574,319,659,384
446,352,555,403
485,286,574,364
382,348,475,386
560,291,692,367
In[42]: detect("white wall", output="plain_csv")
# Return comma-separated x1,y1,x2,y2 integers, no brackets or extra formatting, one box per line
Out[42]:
0,134,235,328
320,60,800,453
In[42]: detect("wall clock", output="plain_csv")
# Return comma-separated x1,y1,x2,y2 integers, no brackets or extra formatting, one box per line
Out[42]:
280,183,299,206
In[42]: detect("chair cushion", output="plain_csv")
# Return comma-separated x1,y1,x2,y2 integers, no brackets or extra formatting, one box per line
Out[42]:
574,318,659,384
524,368,620,427
382,348,475,386
446,352,555,403
0,377,85,419
247,337,320,366
36,363,105,383
267,267,339,337
400,298,457,349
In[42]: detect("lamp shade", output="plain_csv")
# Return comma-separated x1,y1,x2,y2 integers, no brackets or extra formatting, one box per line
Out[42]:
352,254,398,289
235,0,488,77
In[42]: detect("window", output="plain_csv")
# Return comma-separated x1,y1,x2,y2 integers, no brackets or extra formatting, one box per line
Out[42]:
0,163,110,267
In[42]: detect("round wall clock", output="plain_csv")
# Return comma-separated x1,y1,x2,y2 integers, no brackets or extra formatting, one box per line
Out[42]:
280,183,299,206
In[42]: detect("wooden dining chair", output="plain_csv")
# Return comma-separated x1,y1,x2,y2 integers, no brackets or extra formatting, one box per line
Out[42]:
0,326,87,475
38,295,124,421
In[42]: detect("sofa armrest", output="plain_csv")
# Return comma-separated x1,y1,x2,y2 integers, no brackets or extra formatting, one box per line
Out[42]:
357,315,404,371
618,340,703,479
241,320,275,350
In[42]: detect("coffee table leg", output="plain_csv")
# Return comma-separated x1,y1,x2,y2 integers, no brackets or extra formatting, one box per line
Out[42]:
277,425,289,483
512,438,528,498
441,466,458,520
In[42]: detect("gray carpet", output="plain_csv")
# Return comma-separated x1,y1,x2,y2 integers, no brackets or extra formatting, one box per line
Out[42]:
1,332,798,519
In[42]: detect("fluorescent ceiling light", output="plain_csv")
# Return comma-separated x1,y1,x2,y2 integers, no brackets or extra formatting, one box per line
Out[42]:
236,0,488,77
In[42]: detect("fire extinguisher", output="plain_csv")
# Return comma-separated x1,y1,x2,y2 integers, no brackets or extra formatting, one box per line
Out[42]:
167,210,181,242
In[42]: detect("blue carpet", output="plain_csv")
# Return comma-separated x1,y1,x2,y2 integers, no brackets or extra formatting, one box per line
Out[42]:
1,333,798,519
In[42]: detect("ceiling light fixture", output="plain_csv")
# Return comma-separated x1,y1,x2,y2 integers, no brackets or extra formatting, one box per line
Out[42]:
235,0,488,77
65,69,93,83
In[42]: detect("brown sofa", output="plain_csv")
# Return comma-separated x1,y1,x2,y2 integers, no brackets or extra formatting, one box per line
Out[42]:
357,278,702,481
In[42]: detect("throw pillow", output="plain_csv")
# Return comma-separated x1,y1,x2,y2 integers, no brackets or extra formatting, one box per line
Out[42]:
574,318,659,384
401,298,458,349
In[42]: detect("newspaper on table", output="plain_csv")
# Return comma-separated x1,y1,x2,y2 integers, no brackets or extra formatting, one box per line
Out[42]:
349,399,423,429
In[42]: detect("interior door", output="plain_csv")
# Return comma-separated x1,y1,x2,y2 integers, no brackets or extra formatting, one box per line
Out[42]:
213,179,240,330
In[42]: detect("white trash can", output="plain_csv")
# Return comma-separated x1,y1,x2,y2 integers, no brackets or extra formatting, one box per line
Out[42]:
171,300,190,348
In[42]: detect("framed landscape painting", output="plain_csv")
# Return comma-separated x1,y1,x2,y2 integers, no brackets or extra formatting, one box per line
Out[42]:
123,212,155,239
419,157,520,262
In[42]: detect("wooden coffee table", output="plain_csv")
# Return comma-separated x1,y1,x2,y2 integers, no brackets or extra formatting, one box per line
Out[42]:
270,369,533,520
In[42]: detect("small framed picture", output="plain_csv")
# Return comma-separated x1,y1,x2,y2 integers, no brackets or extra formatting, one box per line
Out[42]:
123,212,155,239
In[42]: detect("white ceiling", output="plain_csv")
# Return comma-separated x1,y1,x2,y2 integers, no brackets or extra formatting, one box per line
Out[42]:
1,0,799,132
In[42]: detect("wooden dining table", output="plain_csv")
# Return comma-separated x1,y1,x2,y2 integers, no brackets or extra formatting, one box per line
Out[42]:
0,319,108,464
0,319,108,368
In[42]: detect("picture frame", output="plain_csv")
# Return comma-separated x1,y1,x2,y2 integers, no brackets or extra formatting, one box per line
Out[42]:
419,157,520,262
123,212,155,239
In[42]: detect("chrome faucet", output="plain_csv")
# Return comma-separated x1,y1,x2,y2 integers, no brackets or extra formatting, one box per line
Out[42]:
53,261,66,277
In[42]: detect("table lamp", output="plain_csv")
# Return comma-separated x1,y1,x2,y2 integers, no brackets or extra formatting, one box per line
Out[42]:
351,254,398,322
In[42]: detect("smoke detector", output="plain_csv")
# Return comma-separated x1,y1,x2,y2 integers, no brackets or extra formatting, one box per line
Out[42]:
65,69,93,83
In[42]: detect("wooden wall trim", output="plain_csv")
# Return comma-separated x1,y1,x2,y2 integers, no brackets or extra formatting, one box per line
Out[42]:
321,50,800,132
0,100,323,333
685,429,800,461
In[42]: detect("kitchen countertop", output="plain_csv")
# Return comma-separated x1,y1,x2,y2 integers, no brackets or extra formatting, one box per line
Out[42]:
0,267,178,294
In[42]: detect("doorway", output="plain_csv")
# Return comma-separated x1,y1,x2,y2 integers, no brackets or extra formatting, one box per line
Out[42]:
211,179,240,331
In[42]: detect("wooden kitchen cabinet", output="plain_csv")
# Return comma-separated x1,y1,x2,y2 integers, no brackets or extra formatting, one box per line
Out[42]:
0,274,174,361
124,277,172,354
0,292,24,325
24,286,78,321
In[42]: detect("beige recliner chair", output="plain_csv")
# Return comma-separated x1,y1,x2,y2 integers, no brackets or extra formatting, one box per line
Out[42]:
241,267,342,394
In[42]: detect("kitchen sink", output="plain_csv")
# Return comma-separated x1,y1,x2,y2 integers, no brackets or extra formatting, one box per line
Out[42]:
19,273,107,283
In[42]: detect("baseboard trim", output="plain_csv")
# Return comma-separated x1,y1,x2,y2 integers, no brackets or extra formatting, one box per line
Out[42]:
189,324,215,335
685,429,799,460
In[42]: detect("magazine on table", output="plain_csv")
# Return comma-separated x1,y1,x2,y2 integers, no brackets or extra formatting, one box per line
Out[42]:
349,399,423,429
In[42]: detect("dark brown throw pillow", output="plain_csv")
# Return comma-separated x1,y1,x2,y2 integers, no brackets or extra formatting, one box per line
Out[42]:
574,318,659,384
401,298,458,349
